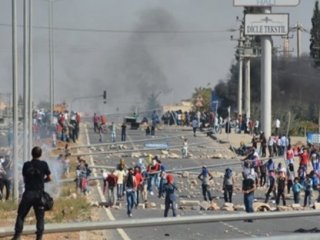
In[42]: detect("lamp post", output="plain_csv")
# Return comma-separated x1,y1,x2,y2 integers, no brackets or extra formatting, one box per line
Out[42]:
12,0,19,201
49,0,55,122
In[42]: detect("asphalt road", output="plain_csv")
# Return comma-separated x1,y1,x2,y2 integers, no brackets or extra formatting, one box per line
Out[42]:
85,122,320,240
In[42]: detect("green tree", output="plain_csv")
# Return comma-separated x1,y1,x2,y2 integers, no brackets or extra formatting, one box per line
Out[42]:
191,87,212,112
310,0,320,67
145,92,161,115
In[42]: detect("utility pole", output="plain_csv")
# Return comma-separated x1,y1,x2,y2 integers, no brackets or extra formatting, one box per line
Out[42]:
12,0,19,201
49,0,54,122
244,57,251,119
260,7,272,138
296,22,301,58
23,0,30,163
238,26,244,117
28,0,33,154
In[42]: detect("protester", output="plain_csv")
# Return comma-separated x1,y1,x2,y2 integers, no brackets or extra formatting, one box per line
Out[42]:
276,168,287,206
134,166,143,208
303,174,313,207
192,118,198,137
181,138,188,158
198,166,213,202
242,170,256,222
0,156,11,201
12,147,51,240
121,122,127,142
223,168,235,203
104,170,117,207
265,159,276,203
126,168,136,217
292,177,304,204
163,174,177,217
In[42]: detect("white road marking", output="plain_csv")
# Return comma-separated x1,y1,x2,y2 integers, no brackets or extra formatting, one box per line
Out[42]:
85,125,131,240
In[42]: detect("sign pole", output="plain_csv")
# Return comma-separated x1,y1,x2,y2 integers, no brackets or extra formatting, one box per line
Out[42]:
260,7,272,138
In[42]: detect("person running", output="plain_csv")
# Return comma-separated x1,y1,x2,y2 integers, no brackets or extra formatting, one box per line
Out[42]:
163,174,177,217
12,147,52,240
223,168,235,203
198,166,213,202
126,168,136,217
265,159,276,203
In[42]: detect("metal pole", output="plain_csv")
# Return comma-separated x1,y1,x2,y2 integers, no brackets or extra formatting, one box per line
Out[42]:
261,7,272,138
12,0,19,201
49,0,54,122
23,0,30,163
244,58,251,119
238,57,243,116
237,27,243,117
28,0,33,154
296,22,301,58
1,210,320,237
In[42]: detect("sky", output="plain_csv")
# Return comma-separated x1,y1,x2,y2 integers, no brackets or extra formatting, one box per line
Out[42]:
0,0,316,113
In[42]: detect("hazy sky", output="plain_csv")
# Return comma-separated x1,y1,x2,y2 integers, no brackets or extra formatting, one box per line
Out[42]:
0,0,316,113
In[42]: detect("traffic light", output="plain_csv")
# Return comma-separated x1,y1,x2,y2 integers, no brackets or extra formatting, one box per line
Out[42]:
103,90,107,104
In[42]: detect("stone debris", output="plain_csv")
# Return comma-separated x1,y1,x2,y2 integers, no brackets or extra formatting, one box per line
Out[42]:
253,202,271,212
161,150,169,155
179,200,200,210
131,152,142,158
313,202,320,210
209,201,221,211
137,203,145,209
292,203,304,210
222,202,234,212
145,202,157,209
277,205,293,212
168,153,180,159
199,201,213,211
211,153,223,159
234,204,245,211
182,171,190,178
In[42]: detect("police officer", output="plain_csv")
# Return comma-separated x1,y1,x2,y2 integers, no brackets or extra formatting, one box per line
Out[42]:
12,146,51,240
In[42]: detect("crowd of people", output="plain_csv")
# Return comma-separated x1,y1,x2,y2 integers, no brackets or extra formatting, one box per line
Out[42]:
101,156,177,217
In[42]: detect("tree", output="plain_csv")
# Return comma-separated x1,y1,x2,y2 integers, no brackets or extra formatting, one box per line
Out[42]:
310,0,320,67
145,92,161,116
191,87,212,113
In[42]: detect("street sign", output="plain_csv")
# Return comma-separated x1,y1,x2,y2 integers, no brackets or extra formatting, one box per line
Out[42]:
245,14,289,36
234,0,300,7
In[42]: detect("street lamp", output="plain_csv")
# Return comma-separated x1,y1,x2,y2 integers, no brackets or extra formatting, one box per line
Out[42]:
49,0,55,122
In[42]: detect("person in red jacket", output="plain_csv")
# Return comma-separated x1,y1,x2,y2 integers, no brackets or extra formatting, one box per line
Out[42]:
147,157,160,196
299,148,309,170
134,166,144,207
104,170,118,207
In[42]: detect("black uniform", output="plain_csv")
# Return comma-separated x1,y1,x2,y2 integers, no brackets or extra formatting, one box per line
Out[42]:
13,159,51,240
